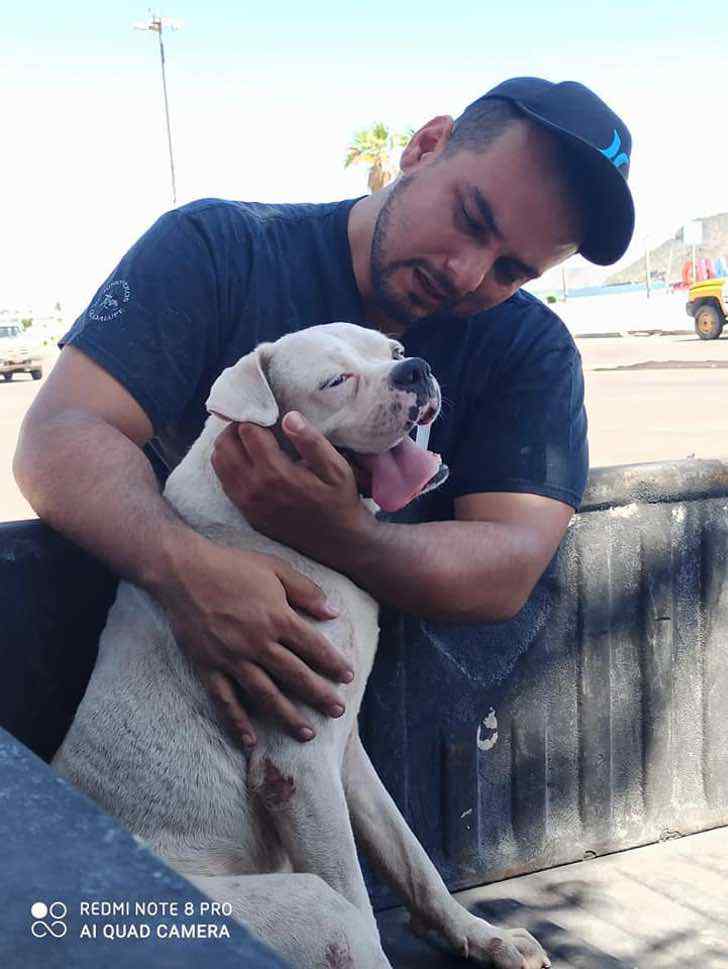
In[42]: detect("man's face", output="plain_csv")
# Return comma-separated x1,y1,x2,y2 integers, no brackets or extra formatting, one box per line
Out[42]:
369,119,582,327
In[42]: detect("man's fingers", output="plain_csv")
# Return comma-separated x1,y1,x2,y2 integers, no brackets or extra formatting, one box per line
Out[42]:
273,558,340,621
260,643,347,718
282,613,355,685
236,422,289,469
272,561,353,684
232,662,317,742
202,669,257,750
281,411,350,487
211,421,250,472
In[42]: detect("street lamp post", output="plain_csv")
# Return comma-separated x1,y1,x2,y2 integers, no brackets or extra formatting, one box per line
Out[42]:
133,12,183,207
644,235,652,300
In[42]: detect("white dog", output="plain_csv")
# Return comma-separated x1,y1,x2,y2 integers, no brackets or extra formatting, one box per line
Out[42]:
53,322,549,969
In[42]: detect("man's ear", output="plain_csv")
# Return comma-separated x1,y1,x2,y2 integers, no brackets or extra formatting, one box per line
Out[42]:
205,343,278,425
400,115,454,172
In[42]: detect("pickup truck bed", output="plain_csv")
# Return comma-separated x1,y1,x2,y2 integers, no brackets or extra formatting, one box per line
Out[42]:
378,825,728,968
5,713,724,969
4,456,728,967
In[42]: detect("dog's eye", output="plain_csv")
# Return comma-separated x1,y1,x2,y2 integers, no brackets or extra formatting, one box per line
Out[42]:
391,343,405,360
320,373,352,390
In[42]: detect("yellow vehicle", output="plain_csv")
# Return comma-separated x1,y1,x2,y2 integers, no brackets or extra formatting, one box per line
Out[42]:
686,277,728,340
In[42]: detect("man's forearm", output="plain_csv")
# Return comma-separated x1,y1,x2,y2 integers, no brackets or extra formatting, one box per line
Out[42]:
13,411,203,596
314,514,539,623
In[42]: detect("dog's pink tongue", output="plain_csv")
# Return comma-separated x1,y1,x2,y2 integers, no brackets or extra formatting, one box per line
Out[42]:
356,436,442,512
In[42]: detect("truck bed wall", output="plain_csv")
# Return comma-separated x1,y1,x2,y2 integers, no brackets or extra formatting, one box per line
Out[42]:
2,458,728,909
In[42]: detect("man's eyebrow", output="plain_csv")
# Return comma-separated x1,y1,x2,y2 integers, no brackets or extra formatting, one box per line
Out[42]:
471,186,539,279
471,187,504,240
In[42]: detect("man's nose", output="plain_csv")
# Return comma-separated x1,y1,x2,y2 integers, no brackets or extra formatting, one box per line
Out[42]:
390,358,432,391
445,246,493,295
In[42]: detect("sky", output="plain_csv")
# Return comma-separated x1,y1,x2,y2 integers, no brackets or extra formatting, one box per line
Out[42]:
2,0,727,318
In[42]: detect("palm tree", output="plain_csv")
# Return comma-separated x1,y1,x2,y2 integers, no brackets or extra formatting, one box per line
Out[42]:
344,122,413,193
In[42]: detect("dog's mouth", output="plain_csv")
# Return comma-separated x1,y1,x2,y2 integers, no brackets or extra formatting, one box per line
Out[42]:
417,402,437,426
343,400,448,512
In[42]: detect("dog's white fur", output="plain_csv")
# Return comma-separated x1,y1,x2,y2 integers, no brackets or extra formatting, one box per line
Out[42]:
52,323,548,969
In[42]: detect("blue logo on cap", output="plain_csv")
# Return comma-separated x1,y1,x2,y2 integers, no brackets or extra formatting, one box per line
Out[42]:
599,130,629,170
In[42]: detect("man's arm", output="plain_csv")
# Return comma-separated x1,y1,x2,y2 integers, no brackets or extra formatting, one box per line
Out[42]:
211,416,574,623
13,346,184,591
336,491,572,622
13,347,355,747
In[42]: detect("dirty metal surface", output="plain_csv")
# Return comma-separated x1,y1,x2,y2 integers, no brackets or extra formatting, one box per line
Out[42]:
376,825,728,968
362,475,728,906
0,726,288,969
2,461,728,922
0,519,118,761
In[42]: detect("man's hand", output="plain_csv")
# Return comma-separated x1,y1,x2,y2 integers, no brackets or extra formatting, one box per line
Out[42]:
211,412,371,558
155,537,355,749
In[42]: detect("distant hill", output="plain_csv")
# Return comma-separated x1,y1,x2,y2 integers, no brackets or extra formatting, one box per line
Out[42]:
606,213,728,285
529,261,608,295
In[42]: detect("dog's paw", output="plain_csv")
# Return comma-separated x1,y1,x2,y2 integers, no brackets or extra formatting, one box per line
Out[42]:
463,920,550,969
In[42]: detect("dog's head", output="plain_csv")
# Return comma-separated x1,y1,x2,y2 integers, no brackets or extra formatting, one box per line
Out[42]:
205,321,448,512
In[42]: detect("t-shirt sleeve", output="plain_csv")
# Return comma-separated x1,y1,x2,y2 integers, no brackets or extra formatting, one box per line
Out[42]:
444,327,589,511
58,206,225,434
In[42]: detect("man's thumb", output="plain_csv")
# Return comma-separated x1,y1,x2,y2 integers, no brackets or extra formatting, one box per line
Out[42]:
282,411,306,434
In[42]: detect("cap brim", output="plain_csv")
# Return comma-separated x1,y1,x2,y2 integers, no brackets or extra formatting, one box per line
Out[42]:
508,102,636,266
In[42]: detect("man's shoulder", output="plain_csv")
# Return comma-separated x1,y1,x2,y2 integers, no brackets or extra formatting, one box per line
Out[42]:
442,289,580,391
174,197,354,233
480,288,576,354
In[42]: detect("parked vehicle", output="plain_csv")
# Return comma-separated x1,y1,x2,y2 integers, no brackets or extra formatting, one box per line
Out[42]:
0,324,43,380
685,277,728,339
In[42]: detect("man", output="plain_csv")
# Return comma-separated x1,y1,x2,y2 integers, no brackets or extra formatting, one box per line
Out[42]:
14,78,634,752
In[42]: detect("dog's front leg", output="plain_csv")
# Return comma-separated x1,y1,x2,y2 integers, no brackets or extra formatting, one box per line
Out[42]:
343,730,550,969
248,742,381,938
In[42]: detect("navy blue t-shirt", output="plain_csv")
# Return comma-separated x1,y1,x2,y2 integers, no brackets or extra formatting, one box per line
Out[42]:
59,196,588,520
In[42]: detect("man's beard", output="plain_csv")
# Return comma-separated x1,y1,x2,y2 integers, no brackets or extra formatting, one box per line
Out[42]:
370,175,459,328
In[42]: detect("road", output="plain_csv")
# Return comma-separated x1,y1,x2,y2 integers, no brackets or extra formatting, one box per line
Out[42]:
3,335,728,523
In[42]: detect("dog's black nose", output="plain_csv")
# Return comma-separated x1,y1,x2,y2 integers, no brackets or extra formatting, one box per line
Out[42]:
390,358,431,390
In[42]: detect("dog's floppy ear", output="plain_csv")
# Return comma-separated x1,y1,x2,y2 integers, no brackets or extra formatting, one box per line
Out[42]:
205,343,278,425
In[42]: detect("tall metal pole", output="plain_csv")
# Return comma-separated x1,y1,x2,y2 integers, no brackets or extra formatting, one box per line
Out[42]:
664,240,674,292
645,239,651,299
134,13,182,208
156,19,177,206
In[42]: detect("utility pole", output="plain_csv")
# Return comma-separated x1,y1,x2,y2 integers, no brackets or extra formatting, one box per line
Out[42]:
133,12,183,207
645,238,651,299
664,240,674,292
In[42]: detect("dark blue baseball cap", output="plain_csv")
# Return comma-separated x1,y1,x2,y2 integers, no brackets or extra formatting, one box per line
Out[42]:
478,77,635,266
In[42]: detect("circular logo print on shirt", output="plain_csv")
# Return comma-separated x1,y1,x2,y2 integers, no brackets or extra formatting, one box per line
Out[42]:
88,279,131,322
